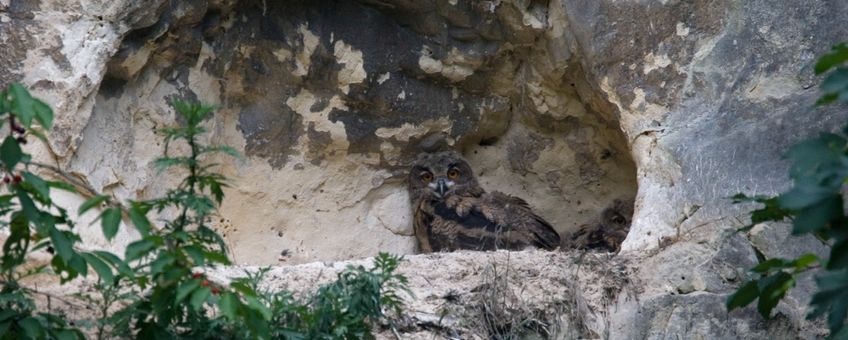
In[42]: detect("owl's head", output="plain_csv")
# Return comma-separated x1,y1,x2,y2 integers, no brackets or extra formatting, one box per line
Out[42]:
408,151,480,200
601,199,634,230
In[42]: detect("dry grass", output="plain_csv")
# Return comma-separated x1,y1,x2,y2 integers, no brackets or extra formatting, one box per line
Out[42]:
470,254,560,339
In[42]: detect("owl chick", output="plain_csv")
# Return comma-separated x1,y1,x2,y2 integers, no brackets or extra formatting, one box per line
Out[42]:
565,199,634,253
408,151,561,253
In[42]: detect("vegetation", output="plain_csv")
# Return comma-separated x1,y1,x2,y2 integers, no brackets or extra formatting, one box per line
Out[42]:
0,85,408,339
727,43,848,338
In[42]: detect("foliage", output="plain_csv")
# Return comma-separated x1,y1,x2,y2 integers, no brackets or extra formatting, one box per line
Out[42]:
816,43,848,105
0,83,96,340
102,100,242,337
0,84,409,339
727,43,848,338
223,253,409,339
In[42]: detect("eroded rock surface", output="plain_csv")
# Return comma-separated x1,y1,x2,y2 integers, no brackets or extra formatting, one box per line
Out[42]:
3,0,847,338
3,0,637,264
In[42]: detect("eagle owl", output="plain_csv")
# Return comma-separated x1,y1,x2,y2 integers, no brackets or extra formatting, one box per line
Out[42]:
408,151,561,253
565,199,634,253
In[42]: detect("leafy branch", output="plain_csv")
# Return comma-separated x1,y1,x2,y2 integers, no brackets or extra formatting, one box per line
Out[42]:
0,85,410,339
727,43,848,338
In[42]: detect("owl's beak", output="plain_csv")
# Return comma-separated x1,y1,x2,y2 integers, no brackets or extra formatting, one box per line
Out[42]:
436,178,448,197
427,177,455,198
428,177,452,198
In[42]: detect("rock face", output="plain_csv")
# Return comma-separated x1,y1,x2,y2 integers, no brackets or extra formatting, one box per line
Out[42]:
2,0,846,338
2,0,637,264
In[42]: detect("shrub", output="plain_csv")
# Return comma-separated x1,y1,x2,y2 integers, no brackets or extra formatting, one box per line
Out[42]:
0,85,409,339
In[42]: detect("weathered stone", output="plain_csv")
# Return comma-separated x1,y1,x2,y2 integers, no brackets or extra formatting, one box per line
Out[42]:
3,0,846,337
559,0,846,337
0,0,637,264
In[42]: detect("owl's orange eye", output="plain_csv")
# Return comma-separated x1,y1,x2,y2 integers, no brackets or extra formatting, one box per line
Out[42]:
421,172,433,181
447,169,459,179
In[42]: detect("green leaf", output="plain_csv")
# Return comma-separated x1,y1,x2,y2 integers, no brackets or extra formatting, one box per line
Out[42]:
752,258,790,273
202,145,243,160
78,195,109,215
128,202,151,237
828,296,848,336
171,100,216,126
18,316,44,339
792,196,842,234
793,253,819,270
203,250,230,264
779,186,832,210
3,213,30,270
154,157,191,172
219,292,240,319
125,239,157,261
0,89,7,113
756,272,794,318
81,252,114,285
752,203,792,224
829,239,848,270
49,227,74,262
0,135,22,170
816,93,839,105
190,287,212,311
230,281,255,297
830,326,848,340
243,309,272,340
22,172,49,202
68,253,88,276
51,329,80,340
821,68,848,95
210,181,224,205
9,83,35,127
47,180,76,192
0,321,10,336
16,189,40,225
92,250,132,277
815,43,848,74
245,295,272,320
810,271,848,311
100,207,121,241
31,98,53,129
149,253,175,276
177,279,201,302
183,245,205,266
162,267,186,282
0,310,15,323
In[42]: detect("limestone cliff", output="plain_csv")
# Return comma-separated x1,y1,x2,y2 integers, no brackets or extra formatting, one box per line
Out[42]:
2,0,846,338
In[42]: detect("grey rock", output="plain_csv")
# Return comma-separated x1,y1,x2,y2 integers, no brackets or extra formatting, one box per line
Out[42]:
3,0,845,337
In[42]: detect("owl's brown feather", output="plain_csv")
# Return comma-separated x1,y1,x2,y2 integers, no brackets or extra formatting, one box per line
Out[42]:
413,191,560,252
409,151,560,253
565,199,633,252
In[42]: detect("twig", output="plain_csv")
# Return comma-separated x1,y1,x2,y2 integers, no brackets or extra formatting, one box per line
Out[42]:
391,325,402,340
28,161,130,212
27,285,91,310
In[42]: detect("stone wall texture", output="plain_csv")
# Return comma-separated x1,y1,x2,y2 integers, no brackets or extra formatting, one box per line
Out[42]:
3,0,848,338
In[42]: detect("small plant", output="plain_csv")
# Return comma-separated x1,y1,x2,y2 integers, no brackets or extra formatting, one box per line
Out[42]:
727,43,848,339
101,101,245,337
303,252,409,338
222,252,410,339
0,84,410,339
